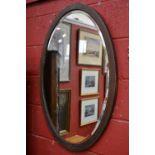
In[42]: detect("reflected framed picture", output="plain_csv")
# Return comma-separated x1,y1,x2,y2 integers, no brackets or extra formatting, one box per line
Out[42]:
58,89,71,135
78,30,103,66
48,22,71,82
53,22,71,82
80,97,99,126
81,69,99,96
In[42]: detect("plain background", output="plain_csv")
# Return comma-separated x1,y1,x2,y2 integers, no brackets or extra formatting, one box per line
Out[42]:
0,0,155,155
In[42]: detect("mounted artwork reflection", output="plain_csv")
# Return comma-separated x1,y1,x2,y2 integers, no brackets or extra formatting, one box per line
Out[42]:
41,4,117,151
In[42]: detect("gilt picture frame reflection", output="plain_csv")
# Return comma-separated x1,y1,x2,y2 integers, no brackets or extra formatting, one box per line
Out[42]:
78,30,103,66
80,98,98,126
58,89,71,135
81,69,99,96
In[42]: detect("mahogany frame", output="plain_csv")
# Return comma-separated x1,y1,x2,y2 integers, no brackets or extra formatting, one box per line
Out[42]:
40,3,117,152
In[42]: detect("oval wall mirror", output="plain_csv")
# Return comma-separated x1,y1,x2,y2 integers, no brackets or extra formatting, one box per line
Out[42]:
41,3,117,151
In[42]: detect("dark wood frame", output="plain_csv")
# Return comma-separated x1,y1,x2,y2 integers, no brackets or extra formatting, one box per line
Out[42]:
41,3,117,152
58,89,71,135
78,29,103,66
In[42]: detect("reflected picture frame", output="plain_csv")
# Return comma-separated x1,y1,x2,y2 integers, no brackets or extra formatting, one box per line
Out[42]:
58,89,71,135
80,97,99,126
78,30,103,66
81,69,99,96
57,22,71,82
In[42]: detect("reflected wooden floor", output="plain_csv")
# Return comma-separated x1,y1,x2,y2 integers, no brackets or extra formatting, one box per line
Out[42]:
65,135,87,143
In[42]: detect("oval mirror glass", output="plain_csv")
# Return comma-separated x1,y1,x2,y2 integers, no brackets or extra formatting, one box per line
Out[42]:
41,4,117,151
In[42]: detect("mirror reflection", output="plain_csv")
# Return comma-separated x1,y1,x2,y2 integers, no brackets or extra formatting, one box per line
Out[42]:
47,11,109,144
